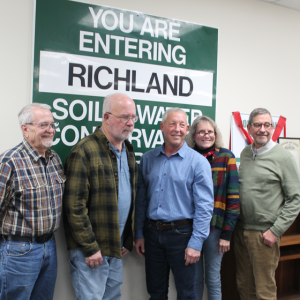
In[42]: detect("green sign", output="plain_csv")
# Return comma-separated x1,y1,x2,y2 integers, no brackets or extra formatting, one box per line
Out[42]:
33,0,218,163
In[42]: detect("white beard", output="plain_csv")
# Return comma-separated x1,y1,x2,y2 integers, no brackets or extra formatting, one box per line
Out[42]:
42,138,53,148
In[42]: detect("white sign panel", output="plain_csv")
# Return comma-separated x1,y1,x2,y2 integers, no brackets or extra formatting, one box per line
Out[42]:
39,51,213,106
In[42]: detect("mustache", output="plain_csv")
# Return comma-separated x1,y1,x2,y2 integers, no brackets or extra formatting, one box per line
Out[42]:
123,127,133,133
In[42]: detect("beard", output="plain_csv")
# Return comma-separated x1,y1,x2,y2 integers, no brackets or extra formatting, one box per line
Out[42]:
122,128,133,140
41,134,54,148
253,133,269,147
42,140,53,148
112,126,134,141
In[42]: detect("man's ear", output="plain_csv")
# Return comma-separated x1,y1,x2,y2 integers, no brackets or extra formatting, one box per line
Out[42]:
247,124,251,135
103,113,110,124
160,122,164,131
21,124,29,138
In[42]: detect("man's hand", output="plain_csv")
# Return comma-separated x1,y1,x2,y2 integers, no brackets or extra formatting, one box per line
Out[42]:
184,247,200,265
135,238,145,257
85,250,103,268
122,247,129,257
262,229,278,247
218,239,230,255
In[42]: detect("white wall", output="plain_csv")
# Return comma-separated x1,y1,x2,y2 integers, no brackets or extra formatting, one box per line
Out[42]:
1,0,300,299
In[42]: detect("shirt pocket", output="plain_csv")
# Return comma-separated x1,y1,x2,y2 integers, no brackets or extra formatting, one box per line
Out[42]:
15,175,47,210
48,171,65,202
50,171,66,185
18,175,46,191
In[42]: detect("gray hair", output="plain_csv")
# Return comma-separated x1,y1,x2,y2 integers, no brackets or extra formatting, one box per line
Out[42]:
186,115,224,148
248,108,272,125
102,93,130,119
162,108,188,124
18,103,51,126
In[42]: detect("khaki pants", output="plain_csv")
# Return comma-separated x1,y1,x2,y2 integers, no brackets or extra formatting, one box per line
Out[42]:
234,226,281,300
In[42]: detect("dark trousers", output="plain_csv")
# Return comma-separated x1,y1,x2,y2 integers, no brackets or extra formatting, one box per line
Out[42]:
144,221,196,300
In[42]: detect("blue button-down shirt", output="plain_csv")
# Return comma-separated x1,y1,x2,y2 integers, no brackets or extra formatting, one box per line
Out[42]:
135,142,214,251
110,142,132,243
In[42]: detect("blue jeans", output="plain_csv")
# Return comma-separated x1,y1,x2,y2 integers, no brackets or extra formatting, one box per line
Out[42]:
0,235,57,300
144,221,196,300
195,229,223,300
69,248,123,300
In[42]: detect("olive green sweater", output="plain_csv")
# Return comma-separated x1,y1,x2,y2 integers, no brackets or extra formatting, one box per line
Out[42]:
238,144,300,237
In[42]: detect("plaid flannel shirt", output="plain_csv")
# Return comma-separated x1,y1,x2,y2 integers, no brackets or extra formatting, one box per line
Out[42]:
63,127,138,258
0,139,65,236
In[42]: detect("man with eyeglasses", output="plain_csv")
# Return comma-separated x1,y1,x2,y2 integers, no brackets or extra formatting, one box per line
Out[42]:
234,108,300,300
63,93,138,300
0,103,65,300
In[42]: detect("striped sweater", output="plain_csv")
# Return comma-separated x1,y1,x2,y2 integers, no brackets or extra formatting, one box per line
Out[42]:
195,147,240,241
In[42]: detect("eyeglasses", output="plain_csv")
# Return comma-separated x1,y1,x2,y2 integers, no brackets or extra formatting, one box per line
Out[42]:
197,130,215,137
251,122,273,130
107,112,139,123
26,122,60,129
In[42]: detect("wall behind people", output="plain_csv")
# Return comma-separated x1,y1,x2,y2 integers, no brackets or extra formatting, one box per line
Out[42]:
1,0,300,299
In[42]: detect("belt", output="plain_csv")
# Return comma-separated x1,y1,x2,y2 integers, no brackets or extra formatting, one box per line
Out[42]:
2,233,53,244
149,219,193,230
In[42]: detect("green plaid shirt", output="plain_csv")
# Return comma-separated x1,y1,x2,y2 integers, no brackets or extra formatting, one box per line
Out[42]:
63,127,138,258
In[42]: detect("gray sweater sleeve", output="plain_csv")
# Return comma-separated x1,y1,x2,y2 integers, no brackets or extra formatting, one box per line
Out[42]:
270,155,300,237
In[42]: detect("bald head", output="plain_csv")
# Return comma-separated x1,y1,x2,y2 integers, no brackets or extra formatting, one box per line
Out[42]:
102,93,135,118
101,93,137,147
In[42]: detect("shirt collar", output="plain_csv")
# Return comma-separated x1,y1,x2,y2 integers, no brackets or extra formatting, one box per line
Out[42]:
251,139,276,157
22,139,54,162
110,141,126,155
99,127,125,154
156,141,187,158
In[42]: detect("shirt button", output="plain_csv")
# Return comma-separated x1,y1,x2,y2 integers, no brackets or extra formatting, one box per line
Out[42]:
159,205,161,207
114,173,117,176
161,189,163,191
164,173,166,175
